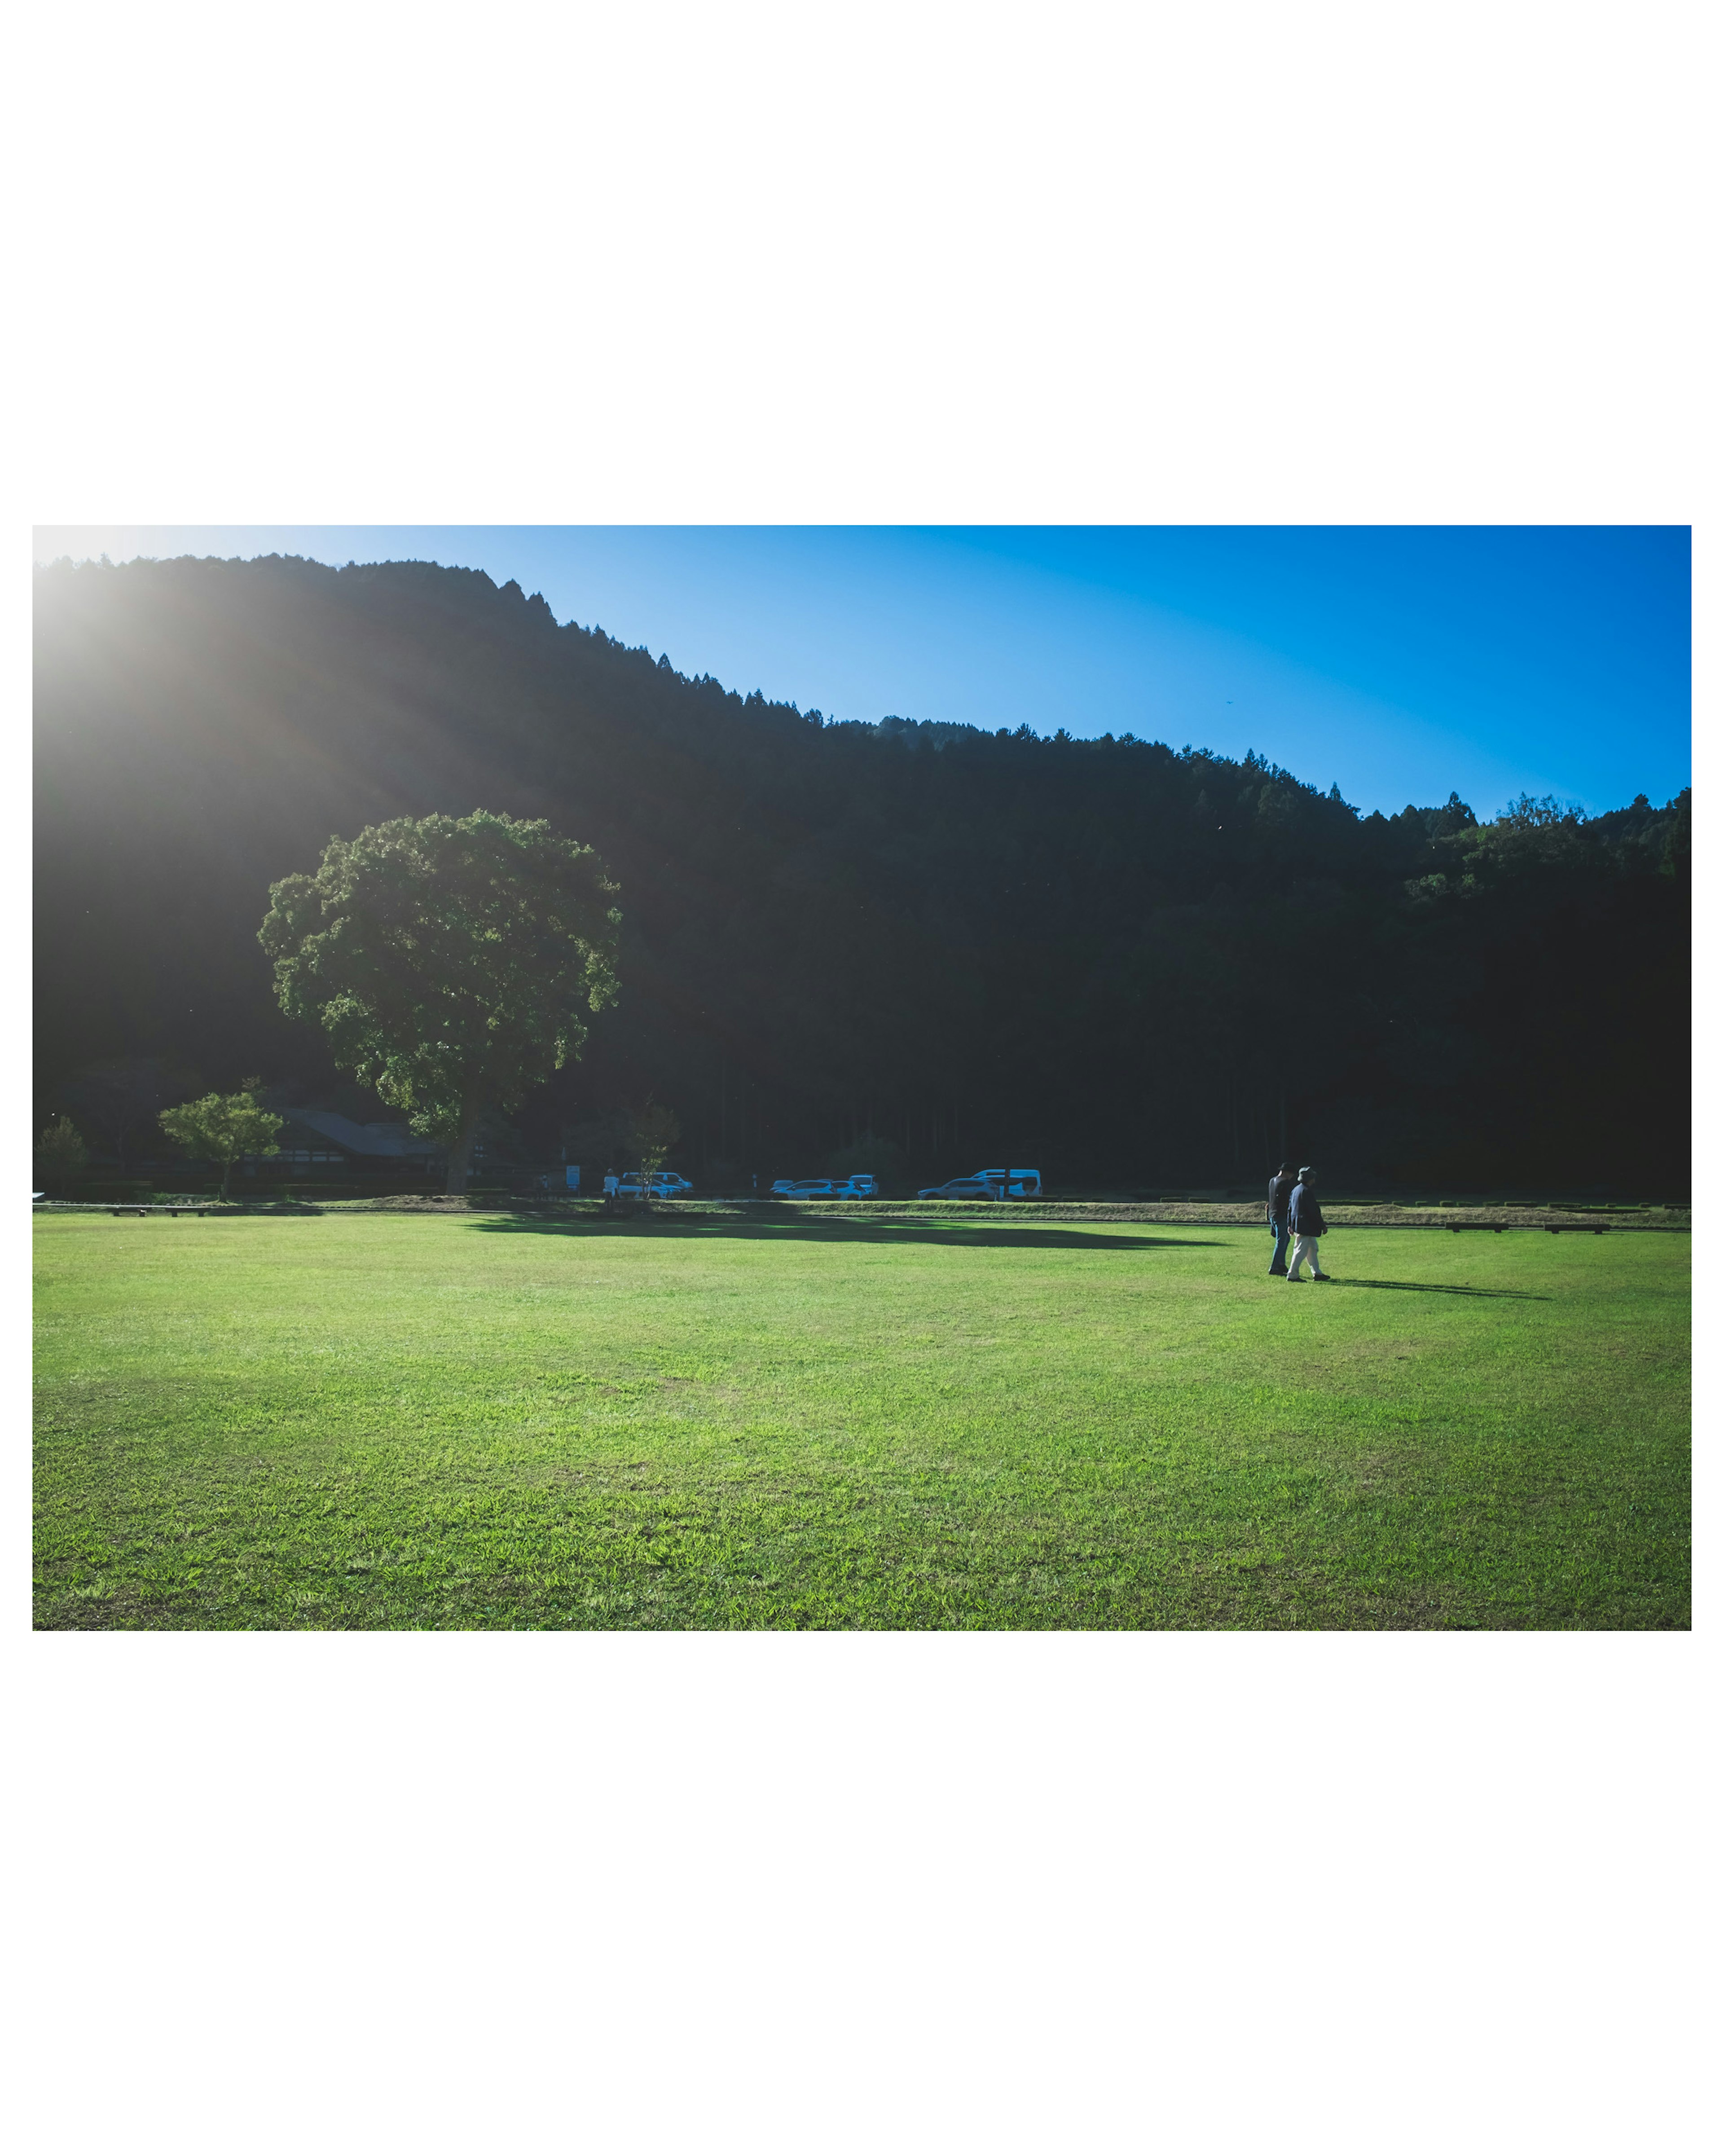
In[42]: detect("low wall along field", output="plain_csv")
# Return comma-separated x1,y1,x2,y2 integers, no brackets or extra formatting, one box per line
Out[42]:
32,1207,1690,1630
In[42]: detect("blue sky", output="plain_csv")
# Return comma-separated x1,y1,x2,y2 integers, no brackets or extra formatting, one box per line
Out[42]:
34,526,1689,818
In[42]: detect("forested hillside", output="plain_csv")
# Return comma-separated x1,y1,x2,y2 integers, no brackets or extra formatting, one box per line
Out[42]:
33,554,1689,1192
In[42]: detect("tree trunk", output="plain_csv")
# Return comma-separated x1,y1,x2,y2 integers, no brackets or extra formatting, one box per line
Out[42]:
220,1157,233,1201
444,1115,481,1195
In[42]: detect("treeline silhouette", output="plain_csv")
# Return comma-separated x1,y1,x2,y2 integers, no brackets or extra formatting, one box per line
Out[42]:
33,554,1689,1193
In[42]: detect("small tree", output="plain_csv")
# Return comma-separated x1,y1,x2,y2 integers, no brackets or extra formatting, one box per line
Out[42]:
259,811,620,1195
35,1115,88,1195
630,1100,681,1182
158,1081,284,1200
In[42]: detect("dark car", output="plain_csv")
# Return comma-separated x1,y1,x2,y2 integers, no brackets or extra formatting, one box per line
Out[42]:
917,1176,994,1200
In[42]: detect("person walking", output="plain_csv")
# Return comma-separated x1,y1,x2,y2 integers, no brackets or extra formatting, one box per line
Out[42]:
1286,1166,1332,1280
1267,1162,1296,1276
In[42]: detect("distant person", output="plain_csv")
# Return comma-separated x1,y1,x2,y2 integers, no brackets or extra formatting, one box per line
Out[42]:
1286,1167,1332,1281
603,1171,620,1198
1267,1161,1296,1275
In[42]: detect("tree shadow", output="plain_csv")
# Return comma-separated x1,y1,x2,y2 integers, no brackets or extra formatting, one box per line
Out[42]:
467,1211,1218,1254
1324,1277,1552,1301
73,1201,330,1218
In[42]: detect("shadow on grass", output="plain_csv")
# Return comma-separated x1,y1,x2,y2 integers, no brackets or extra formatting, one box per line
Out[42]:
1324,1276,1552,1301
467,1211,1218,1254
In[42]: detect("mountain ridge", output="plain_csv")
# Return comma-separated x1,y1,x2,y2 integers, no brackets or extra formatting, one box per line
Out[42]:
34,553,1689,1191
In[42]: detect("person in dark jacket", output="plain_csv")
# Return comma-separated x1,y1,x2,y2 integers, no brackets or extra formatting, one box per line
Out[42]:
1267,1163,1296,1275
1286,1167,1332,1280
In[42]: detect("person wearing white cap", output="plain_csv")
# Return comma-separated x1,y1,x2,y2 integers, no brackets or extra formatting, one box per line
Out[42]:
1286,1166,1332,1281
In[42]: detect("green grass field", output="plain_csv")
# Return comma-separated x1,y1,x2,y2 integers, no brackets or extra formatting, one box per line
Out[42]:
33,1209,1690,1630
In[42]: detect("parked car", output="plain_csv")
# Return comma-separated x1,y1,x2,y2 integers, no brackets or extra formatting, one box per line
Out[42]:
769,1175,879,1199
984,1166,1042,1199
917,1167,1042,1201
617,1171,693,1197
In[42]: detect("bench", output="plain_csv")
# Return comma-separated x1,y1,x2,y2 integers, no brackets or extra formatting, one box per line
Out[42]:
1444,1223,1608,1234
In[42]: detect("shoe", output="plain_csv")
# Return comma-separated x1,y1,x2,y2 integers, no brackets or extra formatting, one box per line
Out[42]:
1311,1273,1333,1283
1269,1268,1287,1277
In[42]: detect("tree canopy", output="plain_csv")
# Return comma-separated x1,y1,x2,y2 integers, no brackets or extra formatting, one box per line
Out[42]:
158,1083,284,1199
258,810,620,1192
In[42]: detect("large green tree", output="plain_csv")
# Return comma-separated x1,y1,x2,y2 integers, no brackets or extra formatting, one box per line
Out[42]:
259,810,620,1194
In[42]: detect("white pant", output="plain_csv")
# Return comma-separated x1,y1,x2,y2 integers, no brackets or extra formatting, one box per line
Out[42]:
1288,1234,1326,1278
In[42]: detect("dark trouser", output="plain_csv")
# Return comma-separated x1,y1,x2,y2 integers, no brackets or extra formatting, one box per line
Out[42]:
1269,1218,1290,1273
